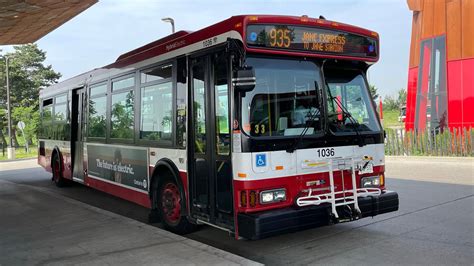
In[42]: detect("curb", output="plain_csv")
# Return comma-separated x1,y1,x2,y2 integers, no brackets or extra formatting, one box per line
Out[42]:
0,157,36,163
386,155,474,162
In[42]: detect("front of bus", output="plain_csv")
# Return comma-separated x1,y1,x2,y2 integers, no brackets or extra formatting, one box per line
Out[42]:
232,16,399,239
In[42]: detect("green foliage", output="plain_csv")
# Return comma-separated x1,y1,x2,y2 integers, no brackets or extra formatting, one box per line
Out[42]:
12,105,39,144
383,88,407,111
368,84,379,100
0,148,37,160
383,95,399,111
398,88,407,106
0,44,61,144
382,109,402,128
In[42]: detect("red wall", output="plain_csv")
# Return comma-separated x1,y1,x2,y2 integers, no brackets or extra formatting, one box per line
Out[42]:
405,67,418,131
447,58,474,130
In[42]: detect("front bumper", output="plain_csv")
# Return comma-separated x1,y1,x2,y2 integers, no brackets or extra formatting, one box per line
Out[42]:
237,191,399,240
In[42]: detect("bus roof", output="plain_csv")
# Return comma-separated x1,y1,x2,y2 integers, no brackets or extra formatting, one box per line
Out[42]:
41,14,378,98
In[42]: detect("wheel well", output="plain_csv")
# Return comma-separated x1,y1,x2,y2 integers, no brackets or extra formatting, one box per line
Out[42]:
150,159,187,214
50,147,61,169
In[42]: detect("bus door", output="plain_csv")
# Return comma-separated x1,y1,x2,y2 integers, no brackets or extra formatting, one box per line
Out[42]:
189,52,233,225
71,87,86,183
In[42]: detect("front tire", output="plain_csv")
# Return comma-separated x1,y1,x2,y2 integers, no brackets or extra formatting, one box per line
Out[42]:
158,179,197,235
52,153,67,187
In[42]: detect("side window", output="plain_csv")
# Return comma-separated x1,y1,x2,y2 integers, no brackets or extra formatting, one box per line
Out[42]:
42,98,53,121
139,64,173,142
110,76,135,140
54,94,68,121
88,83,107,139
40,98,53,138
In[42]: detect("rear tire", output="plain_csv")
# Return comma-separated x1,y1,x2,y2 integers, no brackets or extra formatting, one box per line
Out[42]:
52,153,67,187
158,178,197,235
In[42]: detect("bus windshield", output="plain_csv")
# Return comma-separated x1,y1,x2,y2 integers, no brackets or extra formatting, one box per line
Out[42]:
324,68,381,133
241,57,323,137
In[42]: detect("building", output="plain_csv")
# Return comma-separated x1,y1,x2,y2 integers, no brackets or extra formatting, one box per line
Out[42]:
405,0,473,132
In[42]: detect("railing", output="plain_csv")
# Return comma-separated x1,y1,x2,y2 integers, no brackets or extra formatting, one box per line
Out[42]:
384,127,474,156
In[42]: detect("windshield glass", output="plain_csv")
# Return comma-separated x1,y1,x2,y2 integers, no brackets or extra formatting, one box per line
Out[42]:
324,68,381,133
241,57,323,137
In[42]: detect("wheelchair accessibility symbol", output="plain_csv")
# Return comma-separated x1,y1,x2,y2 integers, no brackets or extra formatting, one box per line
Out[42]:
255,154,267,167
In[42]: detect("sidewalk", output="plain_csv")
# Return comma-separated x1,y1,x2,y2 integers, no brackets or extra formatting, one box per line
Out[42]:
0,165,260,265
385,156,474,185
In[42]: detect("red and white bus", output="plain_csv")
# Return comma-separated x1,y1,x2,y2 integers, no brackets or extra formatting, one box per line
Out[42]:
38,15,398,239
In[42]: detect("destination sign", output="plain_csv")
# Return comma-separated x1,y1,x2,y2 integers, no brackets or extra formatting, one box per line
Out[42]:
246,24,377,58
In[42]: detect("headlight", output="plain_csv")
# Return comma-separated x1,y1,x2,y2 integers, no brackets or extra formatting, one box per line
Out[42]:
260,189,286,204
361,175,382,188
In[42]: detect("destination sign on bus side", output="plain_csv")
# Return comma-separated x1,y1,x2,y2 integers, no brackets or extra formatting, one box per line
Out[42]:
246,24,377,58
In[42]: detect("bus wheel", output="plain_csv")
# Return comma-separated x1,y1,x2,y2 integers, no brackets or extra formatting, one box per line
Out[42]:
158,179,197,235
52,153,66,187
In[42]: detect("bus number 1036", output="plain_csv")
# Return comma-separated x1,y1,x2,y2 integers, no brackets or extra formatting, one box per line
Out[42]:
317,148,335,157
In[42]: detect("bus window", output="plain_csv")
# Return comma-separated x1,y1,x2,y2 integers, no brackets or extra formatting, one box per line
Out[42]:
55,94,67,104
141,64,172,83
214,55,229,155
112,76,135,92
54,104,67,121
325,69,380,133
193,61,206,154
90,84,107,97
110,90,134,139
176,58,187,148
42,98,53,121
140,82,173,141
88,96,107,138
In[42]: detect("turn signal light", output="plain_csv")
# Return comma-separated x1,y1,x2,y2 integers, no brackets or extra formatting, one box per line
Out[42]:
249,191,257,207
240,191,247,207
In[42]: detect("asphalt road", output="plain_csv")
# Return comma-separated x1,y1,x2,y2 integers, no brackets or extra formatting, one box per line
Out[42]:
0,159,473,265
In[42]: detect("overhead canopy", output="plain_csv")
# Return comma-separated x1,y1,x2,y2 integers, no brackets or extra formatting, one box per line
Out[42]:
0,0,97,45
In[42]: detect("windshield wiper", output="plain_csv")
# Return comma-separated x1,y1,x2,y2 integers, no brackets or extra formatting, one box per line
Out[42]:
286,107,320,153
330,96,365,147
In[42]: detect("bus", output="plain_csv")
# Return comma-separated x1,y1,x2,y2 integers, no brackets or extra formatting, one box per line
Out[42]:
38,15,399,240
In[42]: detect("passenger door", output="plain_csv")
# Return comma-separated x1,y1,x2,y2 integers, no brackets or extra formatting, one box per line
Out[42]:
71,87,86,182
188,51,233,225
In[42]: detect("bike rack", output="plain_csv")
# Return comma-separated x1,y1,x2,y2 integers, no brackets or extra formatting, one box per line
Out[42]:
296,157,381,219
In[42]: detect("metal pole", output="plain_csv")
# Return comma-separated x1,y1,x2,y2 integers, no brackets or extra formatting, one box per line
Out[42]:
161,18,175,34
5,56,14,159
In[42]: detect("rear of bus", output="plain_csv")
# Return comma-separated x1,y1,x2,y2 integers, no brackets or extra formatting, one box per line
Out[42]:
231,16,399,239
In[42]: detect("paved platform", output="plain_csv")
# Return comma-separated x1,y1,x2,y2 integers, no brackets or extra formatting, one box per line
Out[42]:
385,156,474,185
0,161,259,265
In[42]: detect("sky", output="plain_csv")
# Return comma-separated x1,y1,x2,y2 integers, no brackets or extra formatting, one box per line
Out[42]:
3,0,412,98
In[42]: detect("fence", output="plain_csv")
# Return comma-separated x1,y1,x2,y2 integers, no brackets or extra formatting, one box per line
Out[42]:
385,127,474,156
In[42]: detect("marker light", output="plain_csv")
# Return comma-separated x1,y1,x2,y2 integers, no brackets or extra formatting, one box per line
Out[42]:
260,189,286,204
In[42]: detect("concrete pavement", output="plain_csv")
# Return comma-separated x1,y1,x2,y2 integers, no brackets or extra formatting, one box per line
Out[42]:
385,156,474,185
1,157,473,265
0,160,260,265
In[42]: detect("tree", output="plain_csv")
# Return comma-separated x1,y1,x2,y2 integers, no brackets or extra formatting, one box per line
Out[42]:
12,106,40,146
383,95,399,111
398,88,407,106
0,44,61,145
383,88,407,111
368,85,379,100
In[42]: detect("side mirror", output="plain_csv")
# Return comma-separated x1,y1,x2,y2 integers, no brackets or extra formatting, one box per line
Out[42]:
232,67,256,92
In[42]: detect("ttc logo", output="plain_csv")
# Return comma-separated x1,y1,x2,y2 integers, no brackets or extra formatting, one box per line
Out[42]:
255,154,267,167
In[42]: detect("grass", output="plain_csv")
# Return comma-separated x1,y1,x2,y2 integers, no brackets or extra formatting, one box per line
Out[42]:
382,109,403,129
0,147,37,161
